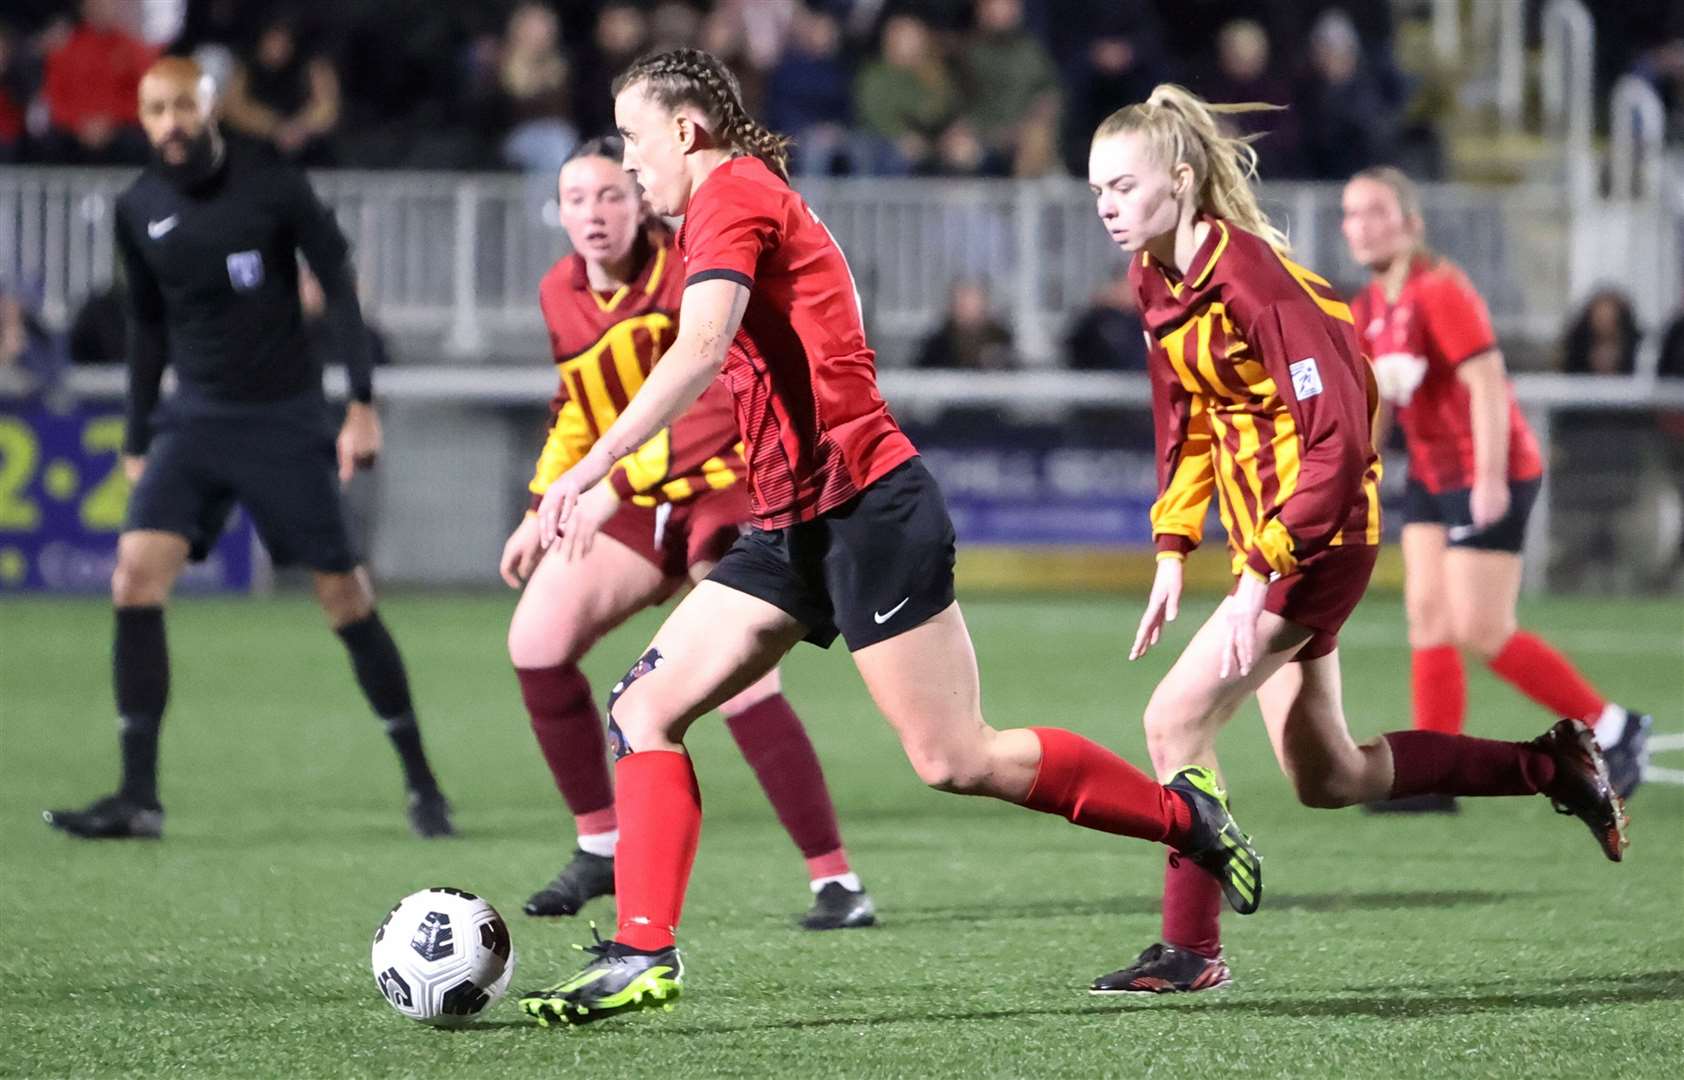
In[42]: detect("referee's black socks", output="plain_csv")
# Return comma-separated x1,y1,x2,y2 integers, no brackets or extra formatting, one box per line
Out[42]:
114,605,168,809
336,612,441,795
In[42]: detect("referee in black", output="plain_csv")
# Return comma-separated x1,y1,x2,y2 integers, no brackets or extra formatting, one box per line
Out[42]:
44,58,453,840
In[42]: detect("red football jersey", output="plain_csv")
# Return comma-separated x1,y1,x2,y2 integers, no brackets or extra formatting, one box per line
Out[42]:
677,156,917,529
1352,256,1542,493
530,229,747,511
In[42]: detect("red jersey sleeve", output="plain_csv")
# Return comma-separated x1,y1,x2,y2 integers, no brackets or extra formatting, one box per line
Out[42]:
1419,267,1497,365
681,174,780,289
1243,302,1374,578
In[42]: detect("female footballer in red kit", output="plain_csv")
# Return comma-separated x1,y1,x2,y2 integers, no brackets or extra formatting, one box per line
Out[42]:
1341,167,1651,810
1084,86,1628,995
501,138,874,931
515,50,1271,1027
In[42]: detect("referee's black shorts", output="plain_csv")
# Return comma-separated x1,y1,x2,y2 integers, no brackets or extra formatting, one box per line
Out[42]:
126,409,358,572
707,457,957,651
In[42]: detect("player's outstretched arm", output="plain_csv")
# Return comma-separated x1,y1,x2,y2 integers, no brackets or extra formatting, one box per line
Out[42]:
537,278,749,544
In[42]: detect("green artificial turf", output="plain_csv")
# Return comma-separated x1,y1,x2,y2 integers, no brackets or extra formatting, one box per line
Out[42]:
3,591,1680,1078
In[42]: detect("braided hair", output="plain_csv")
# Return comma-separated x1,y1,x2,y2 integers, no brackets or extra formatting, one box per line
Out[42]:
612,48,792,182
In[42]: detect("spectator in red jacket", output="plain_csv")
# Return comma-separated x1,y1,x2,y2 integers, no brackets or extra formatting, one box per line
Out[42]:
41,0,154,163
0,23,27,162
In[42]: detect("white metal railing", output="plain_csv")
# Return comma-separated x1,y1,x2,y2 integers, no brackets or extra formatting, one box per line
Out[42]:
1430,0,1460,68
36,364,1684,597
1541,0,1597,199
1609,75,1667,201
1,170,1616,360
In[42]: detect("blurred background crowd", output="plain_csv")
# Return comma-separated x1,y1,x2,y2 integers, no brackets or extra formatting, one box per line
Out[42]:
1,0,1679,178
3,0,1683,379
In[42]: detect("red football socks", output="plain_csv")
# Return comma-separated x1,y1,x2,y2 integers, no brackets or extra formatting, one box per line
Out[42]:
1162,852,1223,958
1021,728,1195,848
516,664,616,834
724,694,850,880
614,750,702,951
1411,645,1466,734
1383,730,1555,798
1488,631,1606,725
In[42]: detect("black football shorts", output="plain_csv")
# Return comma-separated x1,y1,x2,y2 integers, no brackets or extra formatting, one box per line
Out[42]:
1403,476,1541,554
126,410,358,572
706,458,957,650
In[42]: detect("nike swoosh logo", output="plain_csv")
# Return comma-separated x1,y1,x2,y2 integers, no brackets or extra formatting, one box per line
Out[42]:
147,215,178,239
1447,525,1479,541
873,597,910,625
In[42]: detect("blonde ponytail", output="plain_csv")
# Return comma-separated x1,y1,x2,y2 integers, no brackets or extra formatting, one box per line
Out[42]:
1094,84,1288,251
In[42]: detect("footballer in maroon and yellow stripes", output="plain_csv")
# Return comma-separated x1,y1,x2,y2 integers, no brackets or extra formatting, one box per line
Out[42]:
1132,214,1381,652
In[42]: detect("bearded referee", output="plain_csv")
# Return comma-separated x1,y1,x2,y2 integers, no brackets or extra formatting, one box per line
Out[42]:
43,58,453,840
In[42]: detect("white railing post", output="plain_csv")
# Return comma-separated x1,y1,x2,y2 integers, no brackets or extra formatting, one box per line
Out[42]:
1496,0,1525,131
1608,75,1666,202
1014,180,1048,364
1541,0,1596,199
42,175,67,326
1431,0,1460,68
446,178,484,357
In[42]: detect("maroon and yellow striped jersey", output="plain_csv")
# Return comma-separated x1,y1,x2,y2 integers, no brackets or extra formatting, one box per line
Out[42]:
529,229,747,511
1130,215,1382,580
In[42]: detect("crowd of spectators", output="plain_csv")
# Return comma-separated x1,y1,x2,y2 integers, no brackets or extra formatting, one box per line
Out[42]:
2,0,1453,179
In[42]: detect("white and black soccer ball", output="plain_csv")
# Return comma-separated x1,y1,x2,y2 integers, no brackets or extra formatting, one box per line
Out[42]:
371,887,516,1027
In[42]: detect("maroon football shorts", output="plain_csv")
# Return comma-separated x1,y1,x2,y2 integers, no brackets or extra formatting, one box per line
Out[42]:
598,485,750,581
1258,543,1378,661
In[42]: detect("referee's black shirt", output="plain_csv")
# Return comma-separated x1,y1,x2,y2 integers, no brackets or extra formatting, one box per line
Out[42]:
115,141,373,454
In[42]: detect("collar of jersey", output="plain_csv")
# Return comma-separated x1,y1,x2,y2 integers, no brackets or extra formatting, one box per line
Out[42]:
1141,215,1230,295
570,231,670,310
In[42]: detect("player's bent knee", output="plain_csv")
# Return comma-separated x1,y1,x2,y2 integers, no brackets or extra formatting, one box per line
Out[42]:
1288,762,1366,809
906,750,989,794
111,558,170,606
506,613,587,670
1404,598,1451,648
1451,617,1515,661
315,571,373,627
604,647,673,757
1143,701,1200,775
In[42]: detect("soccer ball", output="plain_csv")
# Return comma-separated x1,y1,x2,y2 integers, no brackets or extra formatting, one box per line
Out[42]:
370,887,516,1026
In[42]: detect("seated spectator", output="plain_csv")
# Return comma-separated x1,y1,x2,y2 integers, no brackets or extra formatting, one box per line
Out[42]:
1627,38,1684,144
959,0,1060,177
1563,289,1641,376
496,1,576,173
1202,19,1298,176
1660,298,1684,378
68,283,125,365
1066,268,1147,371
222,12,340,165
0,283,65,396
1293,8,1395,180
765,7,853,175
572,3,647,140
854,14,960,175
1060,2,1166,176
933,118,1000,178
649,1,703,54
915,280,1017,371
39,0,154,164
0,23,25,162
